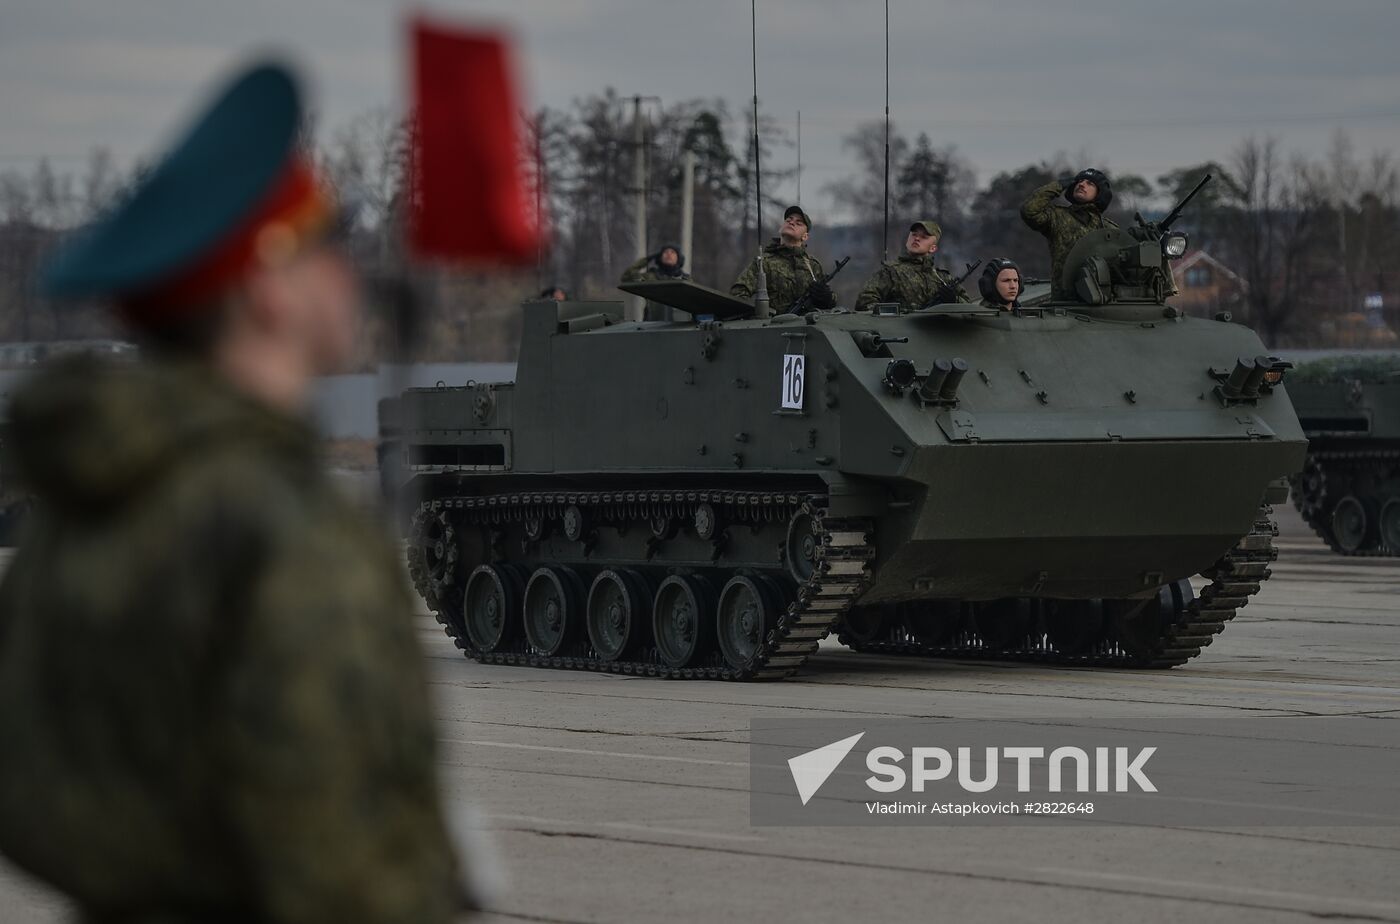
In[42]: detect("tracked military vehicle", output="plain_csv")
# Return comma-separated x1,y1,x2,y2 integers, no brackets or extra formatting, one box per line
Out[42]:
393,215,1306,680
1288,356,1400,555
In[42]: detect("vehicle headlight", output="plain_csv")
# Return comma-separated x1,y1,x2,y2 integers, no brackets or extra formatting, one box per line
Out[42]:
1162,232,1188,259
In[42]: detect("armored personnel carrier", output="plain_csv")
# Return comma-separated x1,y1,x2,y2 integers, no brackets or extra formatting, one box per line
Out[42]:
1288,355,1400,555
391,217,1305,680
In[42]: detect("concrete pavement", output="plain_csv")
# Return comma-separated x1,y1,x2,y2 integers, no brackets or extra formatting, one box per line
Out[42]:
2,503,1398,923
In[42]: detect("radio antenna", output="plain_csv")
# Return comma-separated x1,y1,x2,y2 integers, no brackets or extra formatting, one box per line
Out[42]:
751,0,762,248
749,0,770,316
882,0,890,263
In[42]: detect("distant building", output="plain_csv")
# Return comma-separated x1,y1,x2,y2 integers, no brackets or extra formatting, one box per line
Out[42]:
1171,249,1246,319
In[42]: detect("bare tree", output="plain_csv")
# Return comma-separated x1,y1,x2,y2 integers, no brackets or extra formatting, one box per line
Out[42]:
80,147,120,221
968,162,1064,277
561,90,632,293
1221,136,1320,345
733,104,795,267
321,107,409,267
1295,130,1400,320
895,135,976,265
0,171,34,225
31,159,78,229
824,120,909,262
521,106,576,289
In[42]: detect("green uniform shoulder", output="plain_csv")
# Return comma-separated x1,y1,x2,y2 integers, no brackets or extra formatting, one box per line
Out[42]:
0,357,462,922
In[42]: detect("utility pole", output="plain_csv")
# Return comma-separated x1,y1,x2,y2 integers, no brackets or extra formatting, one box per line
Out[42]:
674,150,695,325
681,151,695,277
535,115,544,292
627,94,660,322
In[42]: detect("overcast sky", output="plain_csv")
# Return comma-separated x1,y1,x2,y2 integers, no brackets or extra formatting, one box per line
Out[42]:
3,0,1400,224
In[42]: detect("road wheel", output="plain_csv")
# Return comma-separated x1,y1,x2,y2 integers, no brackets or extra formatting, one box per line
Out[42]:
717,575,781,669
1378,497,1400,554
586,569,649,661
1110,583,1178,661
842,605,892,645
464,564,522,652
1330,495,1371,554
653,574,716,668
524,566,585,656
783,511,819,584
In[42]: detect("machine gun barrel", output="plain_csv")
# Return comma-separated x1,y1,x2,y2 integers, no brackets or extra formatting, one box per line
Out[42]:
1159,173,1212,233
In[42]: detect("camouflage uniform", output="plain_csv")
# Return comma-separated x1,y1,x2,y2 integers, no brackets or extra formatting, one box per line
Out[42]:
620,255,690,283
0,356,464,924
730,240,824,317
854,253,970,311
1020,181,1118,299
621,255,691,321
979,297,1012,311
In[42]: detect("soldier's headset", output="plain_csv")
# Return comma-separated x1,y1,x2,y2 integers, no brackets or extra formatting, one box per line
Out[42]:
978,258,1022,304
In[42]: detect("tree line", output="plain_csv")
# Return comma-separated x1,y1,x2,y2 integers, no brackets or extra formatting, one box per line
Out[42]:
2,94,1397,360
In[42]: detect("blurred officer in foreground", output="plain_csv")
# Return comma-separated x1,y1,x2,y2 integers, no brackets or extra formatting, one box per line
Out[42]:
730,205,832,316
0,62,467,923
977,258,1023,311
853,219,969,311
620,243,690,283
1020,167,1116,299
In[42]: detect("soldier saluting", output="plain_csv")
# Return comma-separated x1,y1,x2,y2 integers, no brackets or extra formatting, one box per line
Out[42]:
853,219,970,311
1021,167,1117,299
0,63,468,922
730,205,834,316
621,244,691,283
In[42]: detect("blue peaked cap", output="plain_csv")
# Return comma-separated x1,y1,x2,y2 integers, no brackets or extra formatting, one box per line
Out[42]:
42,62,304,299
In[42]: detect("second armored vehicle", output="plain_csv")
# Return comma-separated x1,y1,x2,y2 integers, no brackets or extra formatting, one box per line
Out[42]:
1288,355,1400,555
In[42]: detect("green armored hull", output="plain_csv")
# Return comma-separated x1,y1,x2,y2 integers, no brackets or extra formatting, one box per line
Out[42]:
392,275,1305,680
1288,357,1400,555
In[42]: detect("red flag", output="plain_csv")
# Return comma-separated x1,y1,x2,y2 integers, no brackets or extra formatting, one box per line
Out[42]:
408,17,544,263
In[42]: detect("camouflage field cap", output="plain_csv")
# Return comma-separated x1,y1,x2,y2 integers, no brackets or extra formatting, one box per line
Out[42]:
910,219,942,238
783,205,813,231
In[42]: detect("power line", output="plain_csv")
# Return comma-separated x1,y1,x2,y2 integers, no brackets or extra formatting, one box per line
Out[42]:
788,110,1400,130
881,0,889,264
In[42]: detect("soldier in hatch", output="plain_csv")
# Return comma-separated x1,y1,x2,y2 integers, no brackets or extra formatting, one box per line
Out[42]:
620,244,691,283
853,219,970,311
977,258,1023,311
1020,167,1117,300
730,205,832,317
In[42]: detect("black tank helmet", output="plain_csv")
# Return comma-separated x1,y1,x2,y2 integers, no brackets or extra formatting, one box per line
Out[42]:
978,258,1022,306
1069,168,1113,213
656,243,685,276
